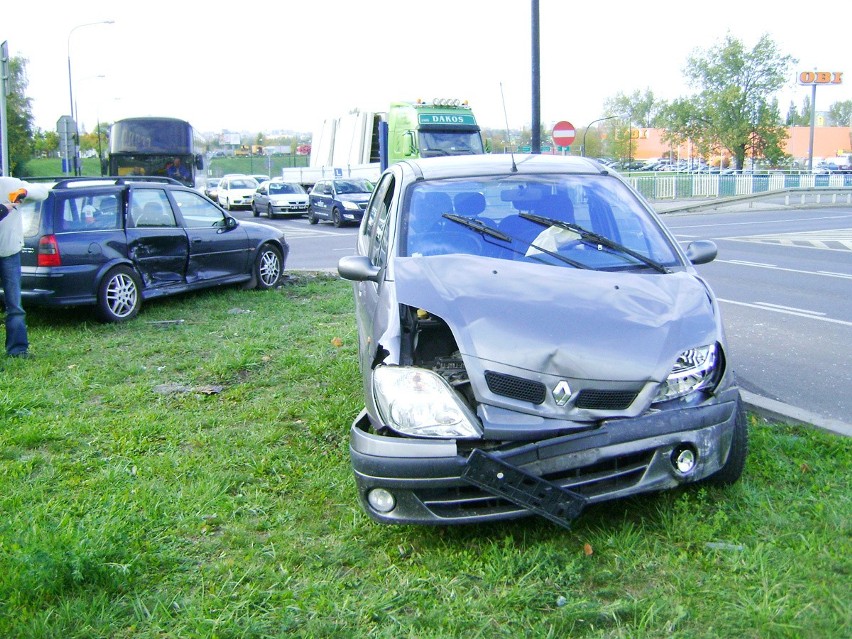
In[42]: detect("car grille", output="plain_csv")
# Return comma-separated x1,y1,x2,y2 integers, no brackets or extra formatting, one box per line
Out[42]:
422,449,654,520
485,371,546,404
575,389,639,410
484,371,639,410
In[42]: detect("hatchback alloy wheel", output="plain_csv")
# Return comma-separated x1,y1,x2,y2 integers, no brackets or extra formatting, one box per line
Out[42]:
97,266,142,322
256,245,283,289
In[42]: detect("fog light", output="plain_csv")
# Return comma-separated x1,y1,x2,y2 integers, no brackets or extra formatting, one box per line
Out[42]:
367,488,396,513
671,445,698,475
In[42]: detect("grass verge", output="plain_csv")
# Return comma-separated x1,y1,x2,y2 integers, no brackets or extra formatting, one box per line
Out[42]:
1,273,849,638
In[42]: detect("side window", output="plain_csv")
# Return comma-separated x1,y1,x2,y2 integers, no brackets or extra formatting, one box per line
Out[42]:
130,189,177,228
56,192,121,231
361,173,393,243
368,175,396,268
172,190,227,228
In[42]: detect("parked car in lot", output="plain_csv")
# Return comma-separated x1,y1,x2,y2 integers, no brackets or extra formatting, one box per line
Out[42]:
203,177,220,201
308,178,374,227
337,154,746,528
15,177,289,322
252,180,309,218
217,175,259,210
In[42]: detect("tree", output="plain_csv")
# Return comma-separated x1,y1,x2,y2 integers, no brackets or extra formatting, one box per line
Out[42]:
603,89,666,128
827,100,852,127
659,33,796,169
3,56,37,176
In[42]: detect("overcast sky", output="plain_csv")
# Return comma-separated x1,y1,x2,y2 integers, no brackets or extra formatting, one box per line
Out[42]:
7,0,852,139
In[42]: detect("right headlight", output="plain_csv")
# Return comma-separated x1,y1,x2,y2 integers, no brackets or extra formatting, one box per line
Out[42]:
653,343,720,403
373,366,482,439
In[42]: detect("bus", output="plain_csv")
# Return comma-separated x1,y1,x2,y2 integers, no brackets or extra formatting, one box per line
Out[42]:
107,117,203,187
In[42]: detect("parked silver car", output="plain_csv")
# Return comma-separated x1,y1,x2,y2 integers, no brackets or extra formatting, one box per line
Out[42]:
337,154,746,528
252,180,309,218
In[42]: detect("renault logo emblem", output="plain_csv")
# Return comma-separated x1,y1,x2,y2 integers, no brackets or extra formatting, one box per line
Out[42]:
552,381,572,406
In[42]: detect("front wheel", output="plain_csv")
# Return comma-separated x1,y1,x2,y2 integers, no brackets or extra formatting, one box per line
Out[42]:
254,244,283,289
267,204,275,218
308,207,318,225
221,196,230,211
252,201,260,217
96,265,142,322
332,207,342,228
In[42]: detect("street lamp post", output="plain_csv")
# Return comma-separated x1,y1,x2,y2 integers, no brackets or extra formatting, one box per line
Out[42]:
581,115,618,157
67,20,114,175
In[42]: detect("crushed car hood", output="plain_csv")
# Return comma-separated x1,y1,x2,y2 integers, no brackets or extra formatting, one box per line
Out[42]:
392,255,718,382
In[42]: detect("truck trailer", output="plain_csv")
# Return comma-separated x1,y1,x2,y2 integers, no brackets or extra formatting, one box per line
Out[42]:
282,99,486,188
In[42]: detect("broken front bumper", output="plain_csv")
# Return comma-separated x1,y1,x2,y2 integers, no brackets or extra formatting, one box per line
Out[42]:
349,387,741,526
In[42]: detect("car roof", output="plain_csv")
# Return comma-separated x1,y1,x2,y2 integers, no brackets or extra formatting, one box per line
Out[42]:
397,154,611,181
47,176,185,190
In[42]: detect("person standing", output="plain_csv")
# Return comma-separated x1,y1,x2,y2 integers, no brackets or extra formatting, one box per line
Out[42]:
0,177,49,358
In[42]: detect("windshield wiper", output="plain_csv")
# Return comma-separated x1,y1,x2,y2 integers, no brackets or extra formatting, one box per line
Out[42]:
442,213,588,269
443,213,511,241
520,212,670,273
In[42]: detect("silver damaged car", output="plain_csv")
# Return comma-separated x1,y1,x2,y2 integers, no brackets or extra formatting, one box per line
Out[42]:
338,154,747,528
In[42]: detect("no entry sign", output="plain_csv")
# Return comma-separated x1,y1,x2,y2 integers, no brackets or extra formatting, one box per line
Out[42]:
552,121,576,147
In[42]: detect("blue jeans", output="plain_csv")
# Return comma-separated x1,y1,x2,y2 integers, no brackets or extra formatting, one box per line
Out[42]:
0,251,29,356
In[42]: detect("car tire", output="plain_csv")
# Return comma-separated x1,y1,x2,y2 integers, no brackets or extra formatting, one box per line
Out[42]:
221,196,230,211
96,265,142,323
703,397,748,486
308,207,318,225
252,201,260,218
332,207,342,228
267,204,275,219
254,244,283,289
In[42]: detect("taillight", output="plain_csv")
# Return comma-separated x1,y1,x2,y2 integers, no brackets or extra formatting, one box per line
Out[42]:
37,235,62,267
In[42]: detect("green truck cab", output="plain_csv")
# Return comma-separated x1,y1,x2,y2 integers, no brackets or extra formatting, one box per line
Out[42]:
387,99,486,163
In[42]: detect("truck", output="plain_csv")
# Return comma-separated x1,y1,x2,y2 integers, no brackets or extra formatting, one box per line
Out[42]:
281,99,487,188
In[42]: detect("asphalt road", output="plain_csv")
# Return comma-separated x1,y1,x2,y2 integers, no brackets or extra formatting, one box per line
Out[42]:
661,204,852,431
231,202,852,432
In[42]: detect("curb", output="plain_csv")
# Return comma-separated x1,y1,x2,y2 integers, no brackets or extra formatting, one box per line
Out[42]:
741,390,852,437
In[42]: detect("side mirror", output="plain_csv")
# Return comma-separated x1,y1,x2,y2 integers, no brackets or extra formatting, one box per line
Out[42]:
685,240,717,265
403,131,416,157
338,255,380,283
195,154,204,170
219,216,239,233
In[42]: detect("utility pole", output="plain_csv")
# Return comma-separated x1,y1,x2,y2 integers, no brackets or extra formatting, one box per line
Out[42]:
531,0,540,154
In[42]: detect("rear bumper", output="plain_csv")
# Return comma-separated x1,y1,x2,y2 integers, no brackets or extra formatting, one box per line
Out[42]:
350,387,741,525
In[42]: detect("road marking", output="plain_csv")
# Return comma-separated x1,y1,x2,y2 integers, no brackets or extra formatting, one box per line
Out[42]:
672,213,852,230
718,298,852,327
717,259,852,280
752,301,825,316
720,228,852,251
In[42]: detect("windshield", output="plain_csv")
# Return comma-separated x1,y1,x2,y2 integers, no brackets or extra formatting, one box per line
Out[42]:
269,183,305,195
334,180,374,194
402,174,680,271
110,154,195,186
419,131,484,157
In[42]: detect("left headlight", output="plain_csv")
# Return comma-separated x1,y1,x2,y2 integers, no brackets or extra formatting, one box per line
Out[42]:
373,366,482,439
653,344,720,403
342,200,361,211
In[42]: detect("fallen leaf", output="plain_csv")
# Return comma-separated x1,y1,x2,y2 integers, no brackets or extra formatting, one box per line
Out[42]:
583,543,593,556
800,462,810,473
331,337,343,347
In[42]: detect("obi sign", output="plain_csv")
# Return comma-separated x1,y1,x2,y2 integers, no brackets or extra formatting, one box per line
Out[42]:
798,71,843,85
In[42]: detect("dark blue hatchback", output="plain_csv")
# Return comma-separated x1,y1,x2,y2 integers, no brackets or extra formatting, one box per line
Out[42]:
14,177,289,322
307,178,374,227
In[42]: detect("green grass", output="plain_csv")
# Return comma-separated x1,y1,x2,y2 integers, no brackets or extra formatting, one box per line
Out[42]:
1,274,849,638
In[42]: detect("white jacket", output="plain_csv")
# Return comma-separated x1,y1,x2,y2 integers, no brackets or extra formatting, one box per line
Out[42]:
0,177,50,257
